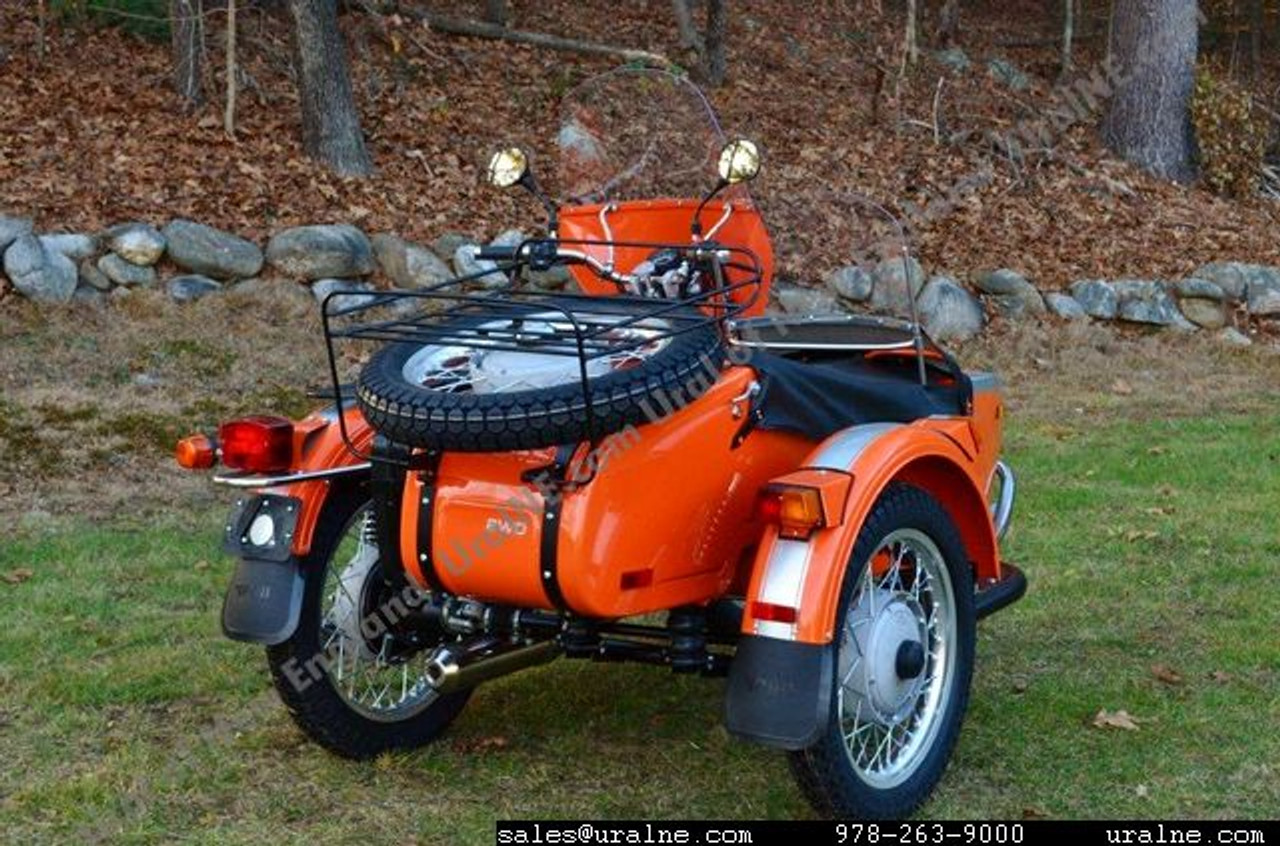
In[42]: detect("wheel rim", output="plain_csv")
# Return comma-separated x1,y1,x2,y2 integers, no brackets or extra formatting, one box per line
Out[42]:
400,311,673,393
837,528,957,789
318,505,441,722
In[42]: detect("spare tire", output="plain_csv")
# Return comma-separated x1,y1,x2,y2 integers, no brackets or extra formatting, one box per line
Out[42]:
355,299,724,451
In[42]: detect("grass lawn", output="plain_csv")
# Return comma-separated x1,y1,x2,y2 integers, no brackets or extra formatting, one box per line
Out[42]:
1,311,1278,841
2,409,1277,843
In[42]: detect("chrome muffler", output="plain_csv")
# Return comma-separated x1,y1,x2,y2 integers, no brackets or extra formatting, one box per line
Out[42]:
425,638,560,694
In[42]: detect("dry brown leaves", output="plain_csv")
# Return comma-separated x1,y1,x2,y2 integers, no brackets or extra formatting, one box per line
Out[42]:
1,2,1279,289
1092,709,1141,731
2,568,34,585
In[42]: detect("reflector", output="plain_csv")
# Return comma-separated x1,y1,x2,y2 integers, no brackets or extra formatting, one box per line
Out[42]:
750,601,798,624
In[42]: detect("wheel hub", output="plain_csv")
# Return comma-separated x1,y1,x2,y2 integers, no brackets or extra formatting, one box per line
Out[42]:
400,313,671,394
329,531,385,661
895,640,926,680
841,588,928,727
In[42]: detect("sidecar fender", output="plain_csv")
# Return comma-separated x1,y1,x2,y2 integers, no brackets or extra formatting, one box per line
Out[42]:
725,420,1000,747
742,420,999,648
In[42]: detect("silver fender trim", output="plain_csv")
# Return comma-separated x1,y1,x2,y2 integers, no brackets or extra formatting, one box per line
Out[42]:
213,462,372,488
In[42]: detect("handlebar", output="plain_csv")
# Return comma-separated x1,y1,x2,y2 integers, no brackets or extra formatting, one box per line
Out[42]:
475,245,520,262
476,241,636,287
476,240,731,290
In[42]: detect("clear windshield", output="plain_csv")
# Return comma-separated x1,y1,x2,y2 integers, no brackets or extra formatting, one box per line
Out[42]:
557,68,743,206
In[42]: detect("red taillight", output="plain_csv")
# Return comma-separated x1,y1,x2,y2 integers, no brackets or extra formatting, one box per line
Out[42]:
218,416,294,473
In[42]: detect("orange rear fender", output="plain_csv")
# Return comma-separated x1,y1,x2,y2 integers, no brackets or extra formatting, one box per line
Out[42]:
263,405,374,557
743,420,1000,645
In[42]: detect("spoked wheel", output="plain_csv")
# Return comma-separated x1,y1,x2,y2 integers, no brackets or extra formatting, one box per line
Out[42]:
790,483,976,820
355,299,723,452
266,486,470,759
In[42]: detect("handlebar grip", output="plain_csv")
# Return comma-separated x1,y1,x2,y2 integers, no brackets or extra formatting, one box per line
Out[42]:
475,245,520,262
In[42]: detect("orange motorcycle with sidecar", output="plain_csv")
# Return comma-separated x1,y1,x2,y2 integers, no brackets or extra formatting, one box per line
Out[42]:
176,69,1023,819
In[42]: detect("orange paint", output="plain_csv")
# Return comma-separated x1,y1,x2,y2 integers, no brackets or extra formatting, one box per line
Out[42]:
558,198,774,317
743,413,1004,645
401,367,811,615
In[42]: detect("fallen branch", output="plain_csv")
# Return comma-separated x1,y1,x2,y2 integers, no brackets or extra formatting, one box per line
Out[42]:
352,0,458,68
1049,150,1137,198
408,11,675,70
996,32,1102,48
1261,164,1280,201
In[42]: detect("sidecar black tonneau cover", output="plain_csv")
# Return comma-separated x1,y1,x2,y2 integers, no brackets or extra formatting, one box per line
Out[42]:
748,351,973,443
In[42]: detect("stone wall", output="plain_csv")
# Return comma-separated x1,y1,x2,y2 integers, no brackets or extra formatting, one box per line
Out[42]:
2,213,1275,348
777,258,1275,347
0,215,571,310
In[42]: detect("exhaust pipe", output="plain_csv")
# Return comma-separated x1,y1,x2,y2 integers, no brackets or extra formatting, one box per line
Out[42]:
426,638,560,694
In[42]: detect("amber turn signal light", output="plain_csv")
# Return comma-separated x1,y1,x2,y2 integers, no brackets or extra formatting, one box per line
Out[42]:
175,434,217,470
758,483,826,540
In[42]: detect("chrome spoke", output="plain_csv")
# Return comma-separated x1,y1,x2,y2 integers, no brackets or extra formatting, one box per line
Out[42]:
838,528,958,790
314,504,442,723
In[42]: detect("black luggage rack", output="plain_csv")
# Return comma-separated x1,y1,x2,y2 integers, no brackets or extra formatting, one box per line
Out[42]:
320,237,764,456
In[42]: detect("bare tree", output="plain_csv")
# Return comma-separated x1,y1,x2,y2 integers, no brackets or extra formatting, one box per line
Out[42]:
704,0,727,86
1061,0,1075,77
1102,0,1199,182
904,0,919,66
934,0,960,47
36,0,48,63
224,0,237,136
670,0,729,86
1248,0,1263,79
286,0,373,176
171,0,205,105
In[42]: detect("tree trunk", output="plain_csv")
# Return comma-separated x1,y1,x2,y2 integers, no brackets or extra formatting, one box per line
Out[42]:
287,0,373,176
672,0,703,54
1105,0,1115,66
1102,0,1198,182
1061,0,1075,76
171,0,205,105
703,0,727,86
224,0,237,137
934,0,960,47
1248,0,1263,79
36,0,47,63
484,0,508,27
904,0,919,66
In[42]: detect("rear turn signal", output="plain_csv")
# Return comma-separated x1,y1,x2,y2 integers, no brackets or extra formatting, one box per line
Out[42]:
175,434,217,470
758,483,826,540
218,416,294,473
